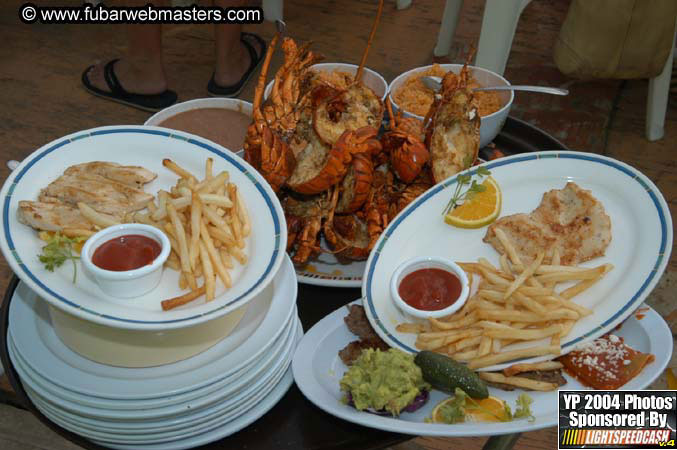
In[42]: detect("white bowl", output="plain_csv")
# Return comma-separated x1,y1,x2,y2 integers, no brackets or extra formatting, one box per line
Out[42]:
390,256,469,319
264,62,388,102
388,64,513,148
81,224,171,299
144,98,253,152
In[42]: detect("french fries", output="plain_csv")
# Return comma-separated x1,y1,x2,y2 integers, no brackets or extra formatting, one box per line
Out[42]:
401,233,613,371
503,361,563,377
478,371,560,391
77,202,120,228
140,159,251,311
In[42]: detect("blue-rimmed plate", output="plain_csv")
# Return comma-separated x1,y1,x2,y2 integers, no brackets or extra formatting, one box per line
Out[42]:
362,151,672,371
0,126,286,330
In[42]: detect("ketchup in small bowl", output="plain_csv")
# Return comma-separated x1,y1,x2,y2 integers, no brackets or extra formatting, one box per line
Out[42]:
390,257,469,319
92,235,162,272
81,224,170,299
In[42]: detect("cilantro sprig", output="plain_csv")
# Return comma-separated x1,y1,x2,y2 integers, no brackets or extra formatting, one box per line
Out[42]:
442,166,491,216
38,233,86,283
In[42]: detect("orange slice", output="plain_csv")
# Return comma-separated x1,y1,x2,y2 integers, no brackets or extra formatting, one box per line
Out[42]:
444,176,501,229
464,396,511,423
431,395,510,424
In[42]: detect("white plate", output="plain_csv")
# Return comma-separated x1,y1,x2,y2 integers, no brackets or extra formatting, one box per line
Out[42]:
10,308,296,421
98,365,295,450
363,151,672,370
292,300,671,437
19,318,301,443
9,256,297,401
296,239,365,288
0,125,286,330
8,281,271,410
8,259,292,412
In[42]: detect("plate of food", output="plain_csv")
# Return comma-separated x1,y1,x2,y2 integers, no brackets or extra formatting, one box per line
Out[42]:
0,125,286,330
292,301,671,436
363,151,672,371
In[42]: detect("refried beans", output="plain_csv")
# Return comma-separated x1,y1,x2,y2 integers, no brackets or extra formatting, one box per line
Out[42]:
158,108,251,151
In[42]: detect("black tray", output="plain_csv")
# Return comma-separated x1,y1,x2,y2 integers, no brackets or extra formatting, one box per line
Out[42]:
0,116,567,450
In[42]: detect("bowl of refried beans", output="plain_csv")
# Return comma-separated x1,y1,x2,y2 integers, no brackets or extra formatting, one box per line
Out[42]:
145,98,253,154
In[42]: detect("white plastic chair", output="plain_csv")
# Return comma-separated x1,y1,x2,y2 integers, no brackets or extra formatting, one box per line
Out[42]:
434,0,676,141
646,21,676,141
262,0,284,22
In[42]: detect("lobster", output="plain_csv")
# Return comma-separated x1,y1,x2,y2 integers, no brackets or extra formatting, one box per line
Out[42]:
243,33,296,193
310,0,385,148
283,193,328,266
286,126,381,195
335,151,374,214
423,52,480,184
382,96,429,183
323,187,372,262
388,168,434,219
264,38,323,139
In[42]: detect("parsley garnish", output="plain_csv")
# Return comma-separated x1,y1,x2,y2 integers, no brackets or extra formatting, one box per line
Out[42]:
38,233,85,283
442,166,491,216
438,388,469,424
434,388,534,424
514,393,535,422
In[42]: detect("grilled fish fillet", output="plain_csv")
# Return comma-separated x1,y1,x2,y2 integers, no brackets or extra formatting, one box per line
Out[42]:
18,200,96,231
39,173,154,215
484,182,611,265
64,161,156,187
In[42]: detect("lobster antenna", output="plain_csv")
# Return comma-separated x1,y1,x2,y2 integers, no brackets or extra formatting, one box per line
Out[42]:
422,95,439,129
252,31,280,113
385,95,396,129
355,0,384,83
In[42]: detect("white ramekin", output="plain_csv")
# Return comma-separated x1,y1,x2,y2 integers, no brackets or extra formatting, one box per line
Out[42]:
390,256,470,319
81,224,171,299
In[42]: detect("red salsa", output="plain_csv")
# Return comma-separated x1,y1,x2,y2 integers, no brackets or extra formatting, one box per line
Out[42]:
92,234,161,272
558,334,655,390
398,268,462,311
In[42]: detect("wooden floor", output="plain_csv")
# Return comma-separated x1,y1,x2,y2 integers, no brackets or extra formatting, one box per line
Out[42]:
0,0,675,449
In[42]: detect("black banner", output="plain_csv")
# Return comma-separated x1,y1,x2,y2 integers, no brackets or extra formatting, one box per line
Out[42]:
559,391,676,449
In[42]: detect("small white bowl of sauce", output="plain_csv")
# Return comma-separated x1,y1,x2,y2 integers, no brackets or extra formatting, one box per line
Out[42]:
390,256,470,319
81,224,170,299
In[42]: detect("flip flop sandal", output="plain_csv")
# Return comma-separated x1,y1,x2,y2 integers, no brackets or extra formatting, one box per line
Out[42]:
81,59,178,113
207,32,267,98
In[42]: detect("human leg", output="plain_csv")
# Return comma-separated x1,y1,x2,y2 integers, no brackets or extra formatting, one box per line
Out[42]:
82,1,176,110
209,0,265,96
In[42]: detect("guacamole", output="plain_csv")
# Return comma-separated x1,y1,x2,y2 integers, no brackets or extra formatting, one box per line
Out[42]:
340,348,431,416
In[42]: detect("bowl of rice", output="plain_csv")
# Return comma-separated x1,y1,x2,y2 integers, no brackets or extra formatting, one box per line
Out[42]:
264,62,388,102
388,64,513,148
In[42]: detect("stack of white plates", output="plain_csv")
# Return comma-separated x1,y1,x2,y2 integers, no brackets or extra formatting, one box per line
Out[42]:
7,257,300,449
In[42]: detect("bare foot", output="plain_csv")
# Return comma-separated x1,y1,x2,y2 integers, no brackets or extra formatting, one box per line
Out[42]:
85,59,168,95
213,35,263,87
